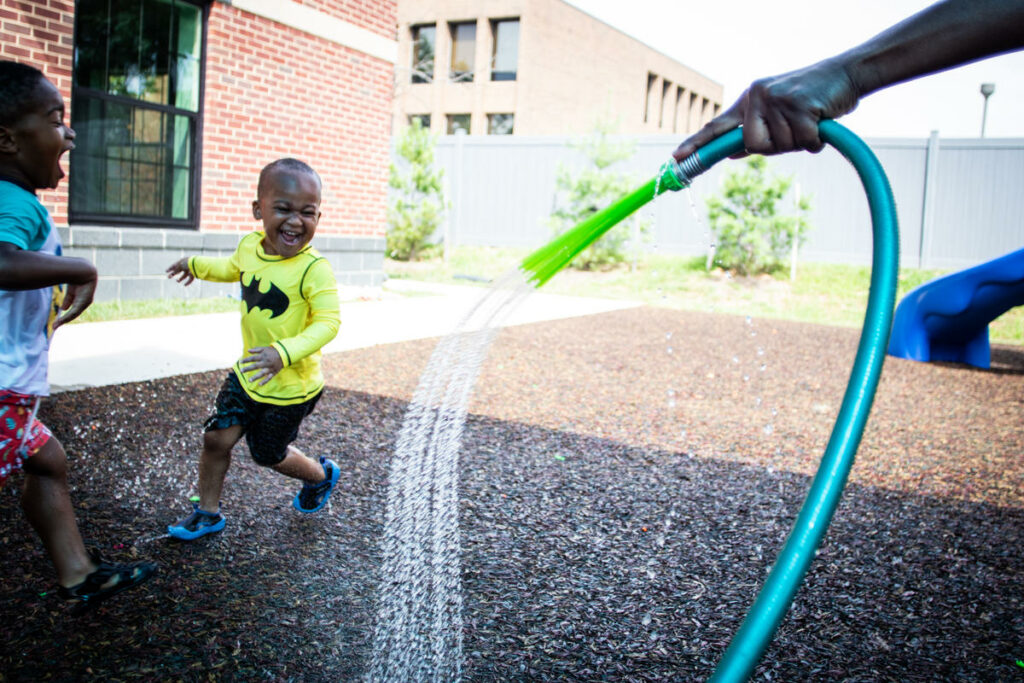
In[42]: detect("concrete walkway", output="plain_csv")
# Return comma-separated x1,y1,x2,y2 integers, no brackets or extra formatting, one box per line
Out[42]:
48,279,640,392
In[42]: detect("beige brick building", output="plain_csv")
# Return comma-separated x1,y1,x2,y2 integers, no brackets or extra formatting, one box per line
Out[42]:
394,0,723,136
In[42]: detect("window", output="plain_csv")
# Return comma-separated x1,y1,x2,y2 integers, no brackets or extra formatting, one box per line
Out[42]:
449,21,476,82
644,72,656,123
70,0,204,228
409,114,431,129
410,24,435,83
660,80,671,128
487,114,514,135
490,19,519,81
446,114,471,135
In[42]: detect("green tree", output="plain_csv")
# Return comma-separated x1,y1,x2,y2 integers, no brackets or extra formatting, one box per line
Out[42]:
387,119,447,261
548,118,650,270
705,156,811,276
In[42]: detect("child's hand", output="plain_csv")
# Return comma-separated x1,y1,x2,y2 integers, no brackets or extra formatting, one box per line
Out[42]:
240,346,283,385
166,257,194,286
53,279,97,330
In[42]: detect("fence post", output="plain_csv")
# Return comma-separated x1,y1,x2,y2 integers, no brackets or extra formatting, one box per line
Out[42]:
918,130,941,269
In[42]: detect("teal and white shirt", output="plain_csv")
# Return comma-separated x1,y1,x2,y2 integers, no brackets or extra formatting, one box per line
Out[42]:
0,180,65,396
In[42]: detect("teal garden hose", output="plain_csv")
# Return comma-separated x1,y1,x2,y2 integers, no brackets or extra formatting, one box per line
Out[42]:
520,120,900,681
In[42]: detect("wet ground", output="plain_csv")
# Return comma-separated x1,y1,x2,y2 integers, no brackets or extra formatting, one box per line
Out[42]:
1,307,1021,681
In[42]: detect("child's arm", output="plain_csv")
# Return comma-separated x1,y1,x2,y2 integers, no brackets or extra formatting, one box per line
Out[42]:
0,241,98,328
166,257,196,286
271,259,341,366
167,254,240,286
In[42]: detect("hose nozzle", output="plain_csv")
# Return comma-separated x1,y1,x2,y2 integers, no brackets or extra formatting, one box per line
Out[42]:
656,153,708,195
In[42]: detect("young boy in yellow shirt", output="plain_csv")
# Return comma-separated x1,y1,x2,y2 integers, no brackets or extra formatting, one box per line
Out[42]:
165,158,341,540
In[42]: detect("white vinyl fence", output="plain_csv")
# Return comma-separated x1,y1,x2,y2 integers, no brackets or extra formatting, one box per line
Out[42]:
407,133,1024,270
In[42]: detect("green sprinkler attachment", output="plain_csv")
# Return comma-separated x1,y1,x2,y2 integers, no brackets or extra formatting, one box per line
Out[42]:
520,120,900,682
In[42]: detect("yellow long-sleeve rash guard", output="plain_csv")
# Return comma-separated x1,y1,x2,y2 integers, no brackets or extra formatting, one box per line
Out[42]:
188,231,340,405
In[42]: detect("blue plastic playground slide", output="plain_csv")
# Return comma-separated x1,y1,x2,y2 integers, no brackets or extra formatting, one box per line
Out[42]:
888,246,1024,368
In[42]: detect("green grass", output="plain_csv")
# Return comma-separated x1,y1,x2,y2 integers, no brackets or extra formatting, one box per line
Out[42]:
386,247,1024,346
73,296,239,323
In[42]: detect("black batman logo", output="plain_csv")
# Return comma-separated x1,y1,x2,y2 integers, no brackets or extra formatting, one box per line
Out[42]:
240,273,289,318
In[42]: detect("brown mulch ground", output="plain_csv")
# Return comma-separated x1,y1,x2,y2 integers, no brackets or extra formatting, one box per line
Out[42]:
1,307,1022,681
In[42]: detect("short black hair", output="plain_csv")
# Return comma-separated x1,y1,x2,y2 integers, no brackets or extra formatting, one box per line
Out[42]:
257,158,322,197
0,61,47,127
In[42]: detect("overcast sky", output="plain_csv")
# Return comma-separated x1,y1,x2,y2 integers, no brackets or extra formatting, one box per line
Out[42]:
564,0,1024,139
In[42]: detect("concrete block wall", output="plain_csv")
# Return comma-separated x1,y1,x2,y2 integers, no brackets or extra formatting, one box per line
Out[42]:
59,226,385,302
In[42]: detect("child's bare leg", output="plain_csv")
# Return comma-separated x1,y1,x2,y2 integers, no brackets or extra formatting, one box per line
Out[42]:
197,425,243,512
271,445,326,483
20,438,94,588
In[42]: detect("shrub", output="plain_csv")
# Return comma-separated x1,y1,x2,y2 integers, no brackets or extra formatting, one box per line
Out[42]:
705,156,811,276
548,118,650,270
387,119,447,261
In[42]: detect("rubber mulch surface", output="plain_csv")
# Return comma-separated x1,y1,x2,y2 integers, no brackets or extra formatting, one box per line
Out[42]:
1,307,1021,681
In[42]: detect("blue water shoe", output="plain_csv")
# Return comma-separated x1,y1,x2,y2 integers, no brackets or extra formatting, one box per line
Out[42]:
167,503,226,540
292,457,340,513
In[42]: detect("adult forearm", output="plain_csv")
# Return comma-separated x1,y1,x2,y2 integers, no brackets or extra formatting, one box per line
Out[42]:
843,0,1024,97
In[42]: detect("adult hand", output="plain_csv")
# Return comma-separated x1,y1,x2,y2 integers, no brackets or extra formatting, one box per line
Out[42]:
673,58,861,161
240,346,283,386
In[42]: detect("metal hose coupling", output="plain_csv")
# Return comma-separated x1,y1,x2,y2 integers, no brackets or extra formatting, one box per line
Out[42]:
656,153,708,194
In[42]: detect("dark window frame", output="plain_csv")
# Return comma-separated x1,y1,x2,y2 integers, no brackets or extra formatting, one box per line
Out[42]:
69,0,208,230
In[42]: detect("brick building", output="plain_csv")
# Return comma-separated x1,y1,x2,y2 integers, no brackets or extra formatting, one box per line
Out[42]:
394,0,723,136
1,0,396,301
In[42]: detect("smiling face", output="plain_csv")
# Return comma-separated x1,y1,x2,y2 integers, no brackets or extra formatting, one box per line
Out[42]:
252,165,322,258
0,77,76,190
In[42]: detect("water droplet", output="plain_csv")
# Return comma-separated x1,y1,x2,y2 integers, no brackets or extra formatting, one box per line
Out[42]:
763,424,774,435
745,316,752,325
666,346,674,354
732,356,739,364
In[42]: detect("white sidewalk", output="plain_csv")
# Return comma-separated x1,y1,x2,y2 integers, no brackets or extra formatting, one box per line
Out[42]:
47,279,640,392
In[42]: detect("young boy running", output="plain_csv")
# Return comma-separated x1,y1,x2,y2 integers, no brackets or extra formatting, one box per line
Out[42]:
0,60,157,612
165,158,341,540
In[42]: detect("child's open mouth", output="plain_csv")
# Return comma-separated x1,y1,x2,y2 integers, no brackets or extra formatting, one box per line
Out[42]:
280,230,302,246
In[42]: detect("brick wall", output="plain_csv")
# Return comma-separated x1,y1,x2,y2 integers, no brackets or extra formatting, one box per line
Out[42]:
201,2,393,239
0,0,75,225
297,0,397,37
3,0,396,300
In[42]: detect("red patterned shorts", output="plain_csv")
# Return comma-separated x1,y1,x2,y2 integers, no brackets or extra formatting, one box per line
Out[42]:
0,390,52,487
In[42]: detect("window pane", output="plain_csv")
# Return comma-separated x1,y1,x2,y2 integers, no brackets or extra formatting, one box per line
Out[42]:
411,24,435,83
446,114,470,135
487,114,513,135
449,22,475,82
73,0,201,112
172,3,202,110
70,94,195,220
409,114,431,129
491,19,518,81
